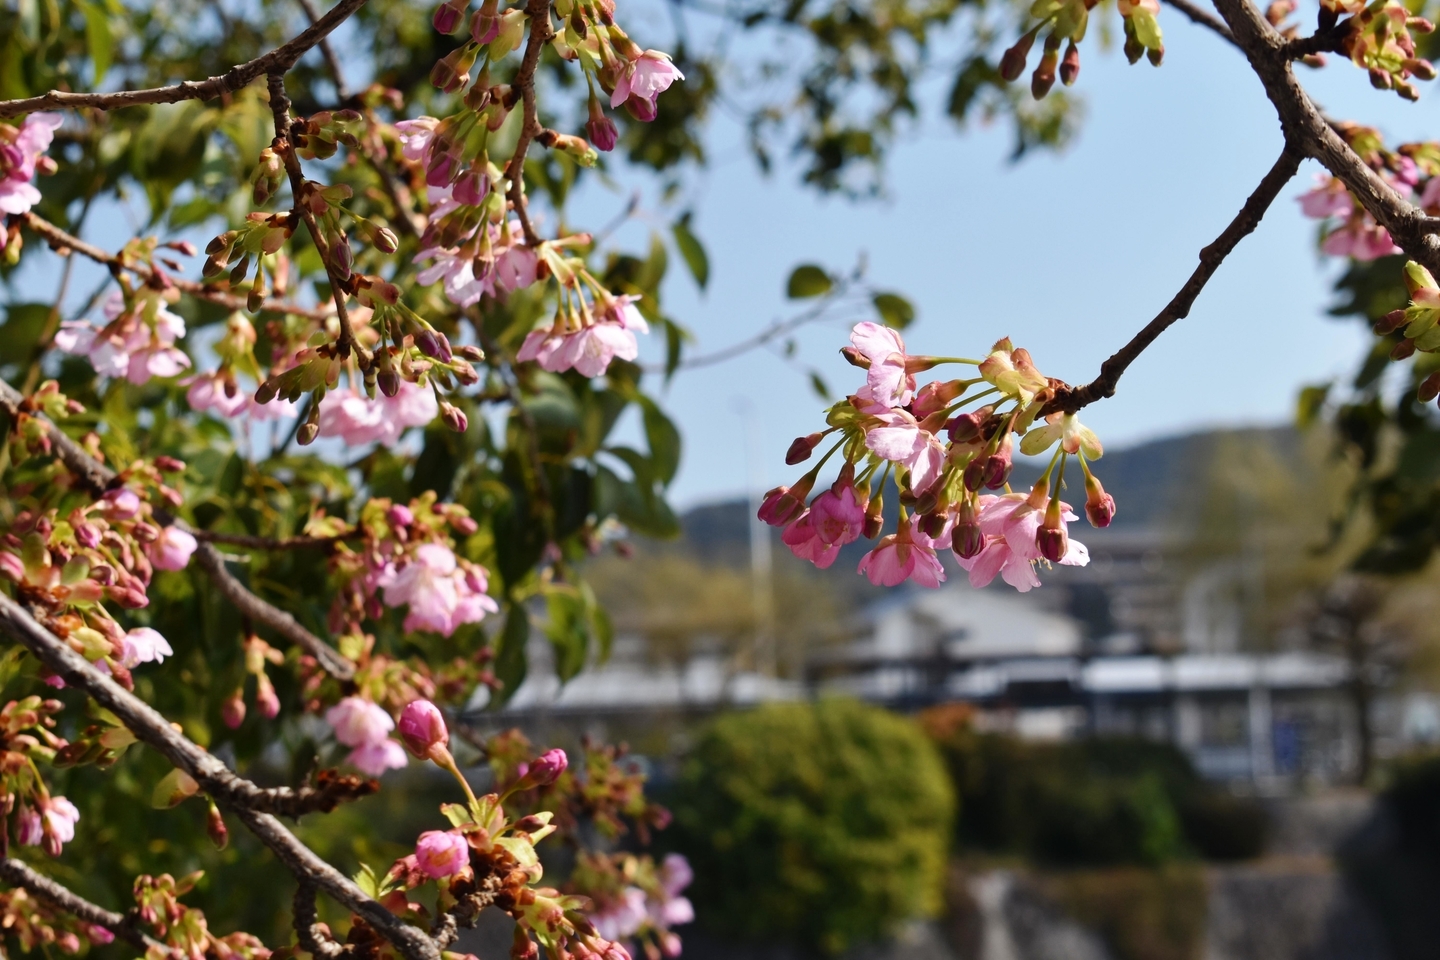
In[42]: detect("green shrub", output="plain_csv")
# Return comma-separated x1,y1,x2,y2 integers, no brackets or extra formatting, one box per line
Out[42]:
668,699,955,954
926,722,1265,865
1045,865,1209,960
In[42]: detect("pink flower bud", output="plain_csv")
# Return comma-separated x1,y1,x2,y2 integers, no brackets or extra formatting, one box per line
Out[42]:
1000,30,1036,81
1422,371,1440,404
398,699,449,758
786,433,824,465
0,552,24,582
757,476,815,526
586,115,618,152
1375,309,1408,335
221,690,247,729
389,504,415,528
207,804,229,850
1084,473,1116,528
528,748,567,786
1036,523,1067,563
440,402,469,433
433,0,463,33
73,522,100,549
102,488,142,520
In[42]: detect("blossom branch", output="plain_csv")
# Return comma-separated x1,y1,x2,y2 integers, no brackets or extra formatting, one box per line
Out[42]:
1046,145,1301,414
0,378,357,681
0,858,158,952
0,595,440,960
1210,0,1440,272
0,0,369,119
21,212,333,321
505,0,556,247
265,74,365,362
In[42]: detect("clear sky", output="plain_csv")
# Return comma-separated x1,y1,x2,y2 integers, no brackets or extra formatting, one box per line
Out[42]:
573,6,1440,509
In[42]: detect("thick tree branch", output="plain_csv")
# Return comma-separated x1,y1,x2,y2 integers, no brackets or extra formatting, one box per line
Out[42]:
0,379,356,681
0,596,439,960
1210,0,1440,272
1046,145,1302,414
0,858,159,952
505,0,555,247
0,0,369,119
20,212,333,321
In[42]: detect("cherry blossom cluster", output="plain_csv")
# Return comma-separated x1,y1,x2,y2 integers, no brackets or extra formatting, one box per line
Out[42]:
763,323,1118,592
575,853,693,960
0,112,60,257
1000,0,1164,99
2,388,189,682
0,697,80,857
1298,125,1440,258
56,283,192,387
366,700,661,960
0,886,115,955
130,871,270,960
1314,0,1435,98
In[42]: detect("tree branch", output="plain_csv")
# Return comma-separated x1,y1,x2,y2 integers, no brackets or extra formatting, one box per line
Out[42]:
0,595,439,960
192,530,346,550
505,0,555,247
0,0,370,119
0,378,356,681
294,881,348,959
20,212,333,321
1045,145,1302,414
0,858,158,952
1209,0,1440,272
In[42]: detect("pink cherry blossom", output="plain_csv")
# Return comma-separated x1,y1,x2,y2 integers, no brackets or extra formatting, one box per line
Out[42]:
394,117,440,164
849,322,915,408
40,797,79,854
14,806,42,846
1297,177,1353,220
809,483,865,545
414,223,538,307
1321,220,1401,260
317,379,439,446
857,520,946,588
346,738,408,776
0,113,62,221
147,526,197,572
398,699,449,758
957,536,1042,592
120,627,173,668
414,829,469,878
528,747,568,785
610,51,685,112
781,512,842,569
518,296,649,377
958,494,1089,591
648,854,695,927
325,696,394,748
863,410,946,494
186,371,250,418
379,543,499,636
593,888,648,941
54,291,190,385
1421,177,1440,210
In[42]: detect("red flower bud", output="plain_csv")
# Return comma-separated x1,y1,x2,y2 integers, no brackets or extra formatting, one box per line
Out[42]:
1036,522,1068,563
1419,370,1440,403
786,432,824,465
1059,41,1081,86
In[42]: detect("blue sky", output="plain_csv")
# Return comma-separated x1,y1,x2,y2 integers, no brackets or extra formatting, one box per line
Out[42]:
573,6,1440,508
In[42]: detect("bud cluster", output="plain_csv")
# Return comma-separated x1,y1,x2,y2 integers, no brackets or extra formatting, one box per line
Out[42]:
1000,0,1161,100
763,323,1118,592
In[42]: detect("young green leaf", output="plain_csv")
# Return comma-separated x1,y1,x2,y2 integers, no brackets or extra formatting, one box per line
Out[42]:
787,264,833,299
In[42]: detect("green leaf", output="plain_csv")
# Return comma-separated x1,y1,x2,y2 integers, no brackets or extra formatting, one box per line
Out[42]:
809,371,831,401
544,589,588,683
872,292,916,329
0,303,52,369
786,264,833,299
80,1,113,86
1295,382,1331,429
151,768,199,808
638,397,682,486
440,802,474,827
353,864,378,898
672,213,709,290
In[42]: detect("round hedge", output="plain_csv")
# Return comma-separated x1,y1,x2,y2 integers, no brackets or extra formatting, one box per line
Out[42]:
669,699,955,954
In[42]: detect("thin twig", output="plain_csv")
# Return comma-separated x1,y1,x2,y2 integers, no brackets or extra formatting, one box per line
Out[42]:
1045,145,1302,414
294,881,348,958
22,212,333,320
0,0,370,118
296,0,353,102
0,859,159,952
505,0,555,246
266,73,364,362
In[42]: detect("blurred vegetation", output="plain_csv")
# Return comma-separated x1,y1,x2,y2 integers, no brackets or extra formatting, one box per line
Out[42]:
920,705,1267,865
1043,865,1207,960
666,699,954,954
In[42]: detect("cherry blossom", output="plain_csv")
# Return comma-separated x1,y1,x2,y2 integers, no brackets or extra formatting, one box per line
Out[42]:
147,526,197,572
610,51,685,115
316,379,439,445
518,296,649,377
863,410,945,494
649,854,695,928
379,542,499,636
414,829,469,878
1321,220,1401,260
808,483,866,546
593,889,648,942
186,371,250,418
857,519,946,588
0,113,62,226
326,696,394,748
781,512,842,569
849,322,916,408
54,291,190,386
347,738,408,776
119,627,174,668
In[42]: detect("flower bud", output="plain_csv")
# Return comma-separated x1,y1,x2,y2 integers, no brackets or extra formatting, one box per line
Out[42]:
587,114,618,153
919,510,948,539
862,493,884,539
1419,370,1440,403
298,420,320,446
1375,308,1408,335
841,345,871,368
398,699,449,759
207,802,229,850
786,432,824,465
954,518,985,559
458,344,485,362
1036,521,1067,563
623,94,658,122
1084,473,1116,528
433,0,465,34
1000,29,1037,82
1392,337,1417,361
963,455,989,492
1031,39,1059,99
512,928,539,960
527,748,568,785
1146,44,1164,66
1059,41,1081,86
377,370,401,397
221,690,246,729
757,475,815,526
374,226,400,254
440,402,468,433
